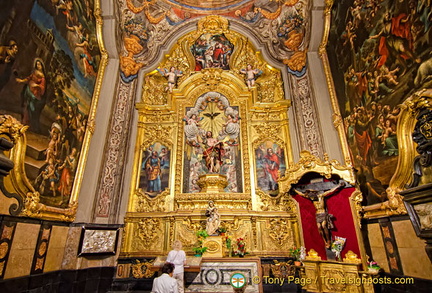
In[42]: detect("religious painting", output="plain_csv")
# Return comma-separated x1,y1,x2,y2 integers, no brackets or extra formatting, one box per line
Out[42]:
255,141,286,196
139,143,170,197
182,92,242,193
190,33,234,71
78,226,119,256
0,0,101,208
326,0,432,206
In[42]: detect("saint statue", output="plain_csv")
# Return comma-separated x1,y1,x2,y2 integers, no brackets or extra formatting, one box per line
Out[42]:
293,182,345,248
202,131,224,173
205,200,220,236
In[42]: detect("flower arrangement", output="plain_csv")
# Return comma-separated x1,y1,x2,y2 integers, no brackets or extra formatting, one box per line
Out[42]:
234,238,248,257
225,235,232,249
196,229,209,241
331,236,346,261
193,229,209,256
218,227,227,235
192,246,208,255
367,258,381,273
225,235,233,257
289,246,301,261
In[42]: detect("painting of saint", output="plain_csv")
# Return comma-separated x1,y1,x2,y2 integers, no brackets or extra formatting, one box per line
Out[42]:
191,34,233,71
255,142,286,196
139,143,170,197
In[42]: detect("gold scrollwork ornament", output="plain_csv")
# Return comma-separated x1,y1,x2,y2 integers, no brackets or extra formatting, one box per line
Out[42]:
131,259,155,279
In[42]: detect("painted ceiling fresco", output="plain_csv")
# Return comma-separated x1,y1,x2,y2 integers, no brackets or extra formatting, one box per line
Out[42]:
120,0,311,82
161,0,255,13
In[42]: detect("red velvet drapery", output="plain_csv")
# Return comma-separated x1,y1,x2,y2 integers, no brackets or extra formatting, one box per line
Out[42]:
293,186,360,260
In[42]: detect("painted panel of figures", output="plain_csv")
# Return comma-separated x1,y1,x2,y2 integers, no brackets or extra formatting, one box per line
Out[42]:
327,0,432,206
0,0,100,208
191,34,233,71
255,142,286,196
183,92,241,193
139,143,170,197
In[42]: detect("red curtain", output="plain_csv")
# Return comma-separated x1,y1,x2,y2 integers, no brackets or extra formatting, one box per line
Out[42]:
293,187,360,260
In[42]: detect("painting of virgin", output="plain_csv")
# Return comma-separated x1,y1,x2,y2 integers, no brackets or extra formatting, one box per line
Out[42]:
191,34,234,71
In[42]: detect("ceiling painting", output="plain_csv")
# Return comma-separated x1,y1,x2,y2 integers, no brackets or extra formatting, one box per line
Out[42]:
161,0,254,14
120,0,311,82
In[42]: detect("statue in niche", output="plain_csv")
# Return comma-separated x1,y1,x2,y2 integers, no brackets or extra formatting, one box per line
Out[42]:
292,182,345,248
205,200,220,236
202,130,224,173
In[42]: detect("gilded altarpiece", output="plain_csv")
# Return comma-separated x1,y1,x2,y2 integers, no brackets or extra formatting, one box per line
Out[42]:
121,16,300,258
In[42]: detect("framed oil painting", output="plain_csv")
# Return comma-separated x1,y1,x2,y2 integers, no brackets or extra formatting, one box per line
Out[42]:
325,0,432,209
78,226,119,256
0,0,106,220
190,33,234,71
255,141,286,196
139,142,170,197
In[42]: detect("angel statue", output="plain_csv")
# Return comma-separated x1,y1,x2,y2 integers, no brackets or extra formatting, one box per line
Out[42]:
183,113,203,147
240,64,262,88
157,66,183,93
218,112,240,146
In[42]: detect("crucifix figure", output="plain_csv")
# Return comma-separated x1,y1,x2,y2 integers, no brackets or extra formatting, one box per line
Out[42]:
293,182,345,248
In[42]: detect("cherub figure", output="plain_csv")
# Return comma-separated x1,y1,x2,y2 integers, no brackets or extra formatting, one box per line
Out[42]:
183,113,203,146
240,64,262,88
157,66,183,93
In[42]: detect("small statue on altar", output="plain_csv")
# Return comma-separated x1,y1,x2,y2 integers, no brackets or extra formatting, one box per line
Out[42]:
205,200,220,236
293,182,345,248
300,246,306,261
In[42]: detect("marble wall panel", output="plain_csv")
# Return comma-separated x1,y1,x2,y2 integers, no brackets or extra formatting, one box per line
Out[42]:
393,220,432,279
4,222,39,279
44,226,69,272
367,223,390,272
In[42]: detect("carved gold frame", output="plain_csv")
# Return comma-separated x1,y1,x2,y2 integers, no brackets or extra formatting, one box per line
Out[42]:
0,1,108,221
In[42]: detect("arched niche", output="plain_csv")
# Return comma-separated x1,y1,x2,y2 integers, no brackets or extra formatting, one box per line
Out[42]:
278,151,366,267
